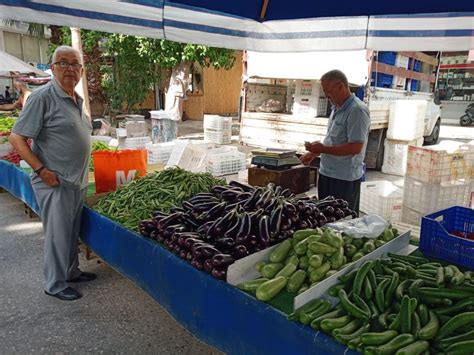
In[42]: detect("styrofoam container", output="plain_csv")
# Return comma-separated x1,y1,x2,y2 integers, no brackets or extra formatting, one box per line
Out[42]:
387,100,427,141
360,180,403,222
403,176,471,215
381,139,422,176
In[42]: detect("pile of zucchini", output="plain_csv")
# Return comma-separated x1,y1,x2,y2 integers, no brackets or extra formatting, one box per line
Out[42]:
237,226,398,302
292,253,474,354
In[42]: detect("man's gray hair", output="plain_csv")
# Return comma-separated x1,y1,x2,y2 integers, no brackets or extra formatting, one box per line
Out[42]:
51,45,83,64
321,70,349,88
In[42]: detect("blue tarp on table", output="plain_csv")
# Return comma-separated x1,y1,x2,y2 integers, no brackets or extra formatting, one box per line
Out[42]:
0,159,353,354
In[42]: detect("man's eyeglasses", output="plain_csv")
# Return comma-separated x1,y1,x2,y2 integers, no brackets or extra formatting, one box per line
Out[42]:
53,61,82,70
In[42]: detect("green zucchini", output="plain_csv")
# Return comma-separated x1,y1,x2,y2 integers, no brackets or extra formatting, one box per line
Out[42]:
374,333,415,355
395,340,429,355
255,276,287,302
269,239,292,263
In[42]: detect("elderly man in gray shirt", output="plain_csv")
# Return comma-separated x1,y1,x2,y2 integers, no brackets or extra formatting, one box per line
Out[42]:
9,45,95,301
301,70,370,213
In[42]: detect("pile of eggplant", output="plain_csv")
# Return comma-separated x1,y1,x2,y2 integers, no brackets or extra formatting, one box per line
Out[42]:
138,181,356,280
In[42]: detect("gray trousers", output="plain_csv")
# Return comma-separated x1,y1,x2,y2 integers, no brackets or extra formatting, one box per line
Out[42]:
32,179,86,294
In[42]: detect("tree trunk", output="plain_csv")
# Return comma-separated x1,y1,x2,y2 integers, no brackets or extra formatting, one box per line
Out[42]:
70,27,91,119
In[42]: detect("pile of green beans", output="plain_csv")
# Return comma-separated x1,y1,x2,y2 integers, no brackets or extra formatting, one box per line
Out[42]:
94,167,225,230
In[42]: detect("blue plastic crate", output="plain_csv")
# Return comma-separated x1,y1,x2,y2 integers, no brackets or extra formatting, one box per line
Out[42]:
377,51,397,65
420,206,474,269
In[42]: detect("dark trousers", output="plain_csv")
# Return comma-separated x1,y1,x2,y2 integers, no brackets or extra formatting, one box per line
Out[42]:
318,174,361,213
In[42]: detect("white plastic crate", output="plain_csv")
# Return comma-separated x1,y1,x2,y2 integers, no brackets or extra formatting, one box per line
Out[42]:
124,136,151,149
166,141,207,172
204,128,232,145
360,181,403,222
403,176,471,215
203,115,232,131
406,143,474,184
145,141,176,164
206,147,246,176
387,100,426,141
401,205,424,226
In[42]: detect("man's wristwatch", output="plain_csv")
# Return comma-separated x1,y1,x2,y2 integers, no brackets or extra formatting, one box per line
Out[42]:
35,166,46,175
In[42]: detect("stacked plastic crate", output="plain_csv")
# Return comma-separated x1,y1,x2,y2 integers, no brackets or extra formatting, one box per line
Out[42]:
401,142,474,225
203,115,232,145
206,146,246,177
145,141,176,165
381,100,426,176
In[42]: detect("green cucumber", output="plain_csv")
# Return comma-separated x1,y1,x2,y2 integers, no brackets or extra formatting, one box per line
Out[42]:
353,261,374,296
255,276,287,302
417,304,429,326
269,239,292,263
417,310,439,340
335,324,370,343
436,312,474,340
298,300,332,325
237,278,269,292
436,297,474,316
275,263,297,279
361,330,398,346
418,287,474,300
385,272,399,308
446,340,474,354
396,280,413,301
440,330,474,348
395,340,429,355
338,289,369,321
320,315,353,332
374,333,415,355
310,308,346,330
332,319,362,336
364,277,374,300
376,278,390,312
260,262,284,278
286,269,307,293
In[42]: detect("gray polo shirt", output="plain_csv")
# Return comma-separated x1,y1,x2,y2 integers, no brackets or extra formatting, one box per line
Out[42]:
319,95,370,181
12,80,92,189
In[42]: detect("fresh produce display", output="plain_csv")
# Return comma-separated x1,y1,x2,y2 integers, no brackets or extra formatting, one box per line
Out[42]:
292,253,474,354
139,182,357,280
89,141,116,171
94,167,224,230
237,226,399,301
0,117,16,133
1,150,20,164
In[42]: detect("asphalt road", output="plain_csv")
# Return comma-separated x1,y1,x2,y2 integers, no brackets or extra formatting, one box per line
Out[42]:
0,191,221,354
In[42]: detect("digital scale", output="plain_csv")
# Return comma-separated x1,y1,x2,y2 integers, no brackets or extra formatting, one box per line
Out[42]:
250,148,301,170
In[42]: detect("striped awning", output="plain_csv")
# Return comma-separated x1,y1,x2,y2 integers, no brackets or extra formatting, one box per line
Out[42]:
0,1,473,52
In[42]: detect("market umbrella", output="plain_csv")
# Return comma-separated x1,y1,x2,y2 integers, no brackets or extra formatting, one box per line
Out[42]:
0,1,472,51
0,50,50,77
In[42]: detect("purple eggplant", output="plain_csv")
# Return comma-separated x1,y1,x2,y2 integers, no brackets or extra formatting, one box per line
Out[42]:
247,235,258,248
269,206,283,237
274,185,282,196
236,192,252,202
255,190,273,210
322,206,335,216
156,235,164,243
242,187,263,210
215,237,236,252
229,180,255,192
290,213,300,223
334,208,345,219
193,201,220,213
191,259,204,270
179,249,187,259
223,215,242,239
327,216,337,223
235,213,251,242
157,212,183,231
258,215,271,248
297,220,309,230
182,201,194,211
232,245,249,259
184,237,205,249
283,201,297,215
220,189,241,202
296,201,306,213
211,267,227,280
186,251,193,261
204,259,214,273
351,211,358,219
210,185,228,194
236,233,251,246
196,220,215,234
193,245,221,259
211,254,235,268
280,188,292,198
264,198,279,215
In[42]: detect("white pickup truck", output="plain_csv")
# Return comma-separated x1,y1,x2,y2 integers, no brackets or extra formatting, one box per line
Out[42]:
367,87,441,145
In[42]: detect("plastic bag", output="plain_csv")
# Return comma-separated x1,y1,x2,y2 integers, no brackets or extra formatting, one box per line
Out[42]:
93,149,147,193
326,214,389,239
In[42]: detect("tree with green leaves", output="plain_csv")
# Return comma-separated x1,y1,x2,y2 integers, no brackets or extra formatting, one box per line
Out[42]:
53,29,236,113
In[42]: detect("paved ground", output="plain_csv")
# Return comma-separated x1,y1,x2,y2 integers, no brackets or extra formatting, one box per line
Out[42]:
0,191,221,354
439,124,474,143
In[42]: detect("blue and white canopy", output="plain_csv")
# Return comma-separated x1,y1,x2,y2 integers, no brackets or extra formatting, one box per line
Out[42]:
0,0,473,52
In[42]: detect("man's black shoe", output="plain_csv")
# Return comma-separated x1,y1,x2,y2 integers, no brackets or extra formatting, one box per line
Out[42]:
68,272,97,283
45,287,82,301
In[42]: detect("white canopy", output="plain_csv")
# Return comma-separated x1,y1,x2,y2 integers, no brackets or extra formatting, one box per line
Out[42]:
246,50,370,85
0,51,50,77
